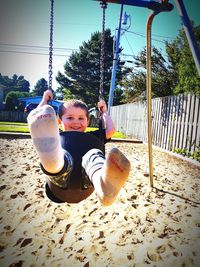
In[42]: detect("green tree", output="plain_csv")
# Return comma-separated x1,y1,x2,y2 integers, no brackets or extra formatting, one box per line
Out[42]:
56,29,125,107
122,47,174,102
32,78,48,96
166,23,200,95
0,74,30,100
5,91,30,111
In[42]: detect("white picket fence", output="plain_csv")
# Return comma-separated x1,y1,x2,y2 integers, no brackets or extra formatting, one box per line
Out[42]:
110,94,200,154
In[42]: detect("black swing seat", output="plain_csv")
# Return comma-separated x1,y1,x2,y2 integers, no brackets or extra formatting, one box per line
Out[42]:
47,131,105,204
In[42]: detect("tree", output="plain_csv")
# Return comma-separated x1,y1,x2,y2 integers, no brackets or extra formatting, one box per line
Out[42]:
0,74,30,100
121,47,174,102
121,22,200,103
32,78,48,96
5,91,30,111
166,23,200,96
56,29,125,107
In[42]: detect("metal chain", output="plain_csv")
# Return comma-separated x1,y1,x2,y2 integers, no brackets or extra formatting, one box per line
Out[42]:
98,1,107,132
99,1,107,101
48,0,54,91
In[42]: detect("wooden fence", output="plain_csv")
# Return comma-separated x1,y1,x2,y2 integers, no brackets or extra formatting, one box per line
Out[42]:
0,111,27,123
110,94,200,154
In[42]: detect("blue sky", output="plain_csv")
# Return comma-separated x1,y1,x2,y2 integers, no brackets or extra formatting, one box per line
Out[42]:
0,0,199,90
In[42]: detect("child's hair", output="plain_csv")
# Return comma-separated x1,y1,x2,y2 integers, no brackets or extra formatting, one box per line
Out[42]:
58,99,89,119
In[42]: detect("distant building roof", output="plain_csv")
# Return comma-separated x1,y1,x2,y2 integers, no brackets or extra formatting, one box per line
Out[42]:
18,96,63,108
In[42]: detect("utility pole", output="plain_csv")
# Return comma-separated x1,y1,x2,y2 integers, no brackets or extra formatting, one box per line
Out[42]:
108,4,124,113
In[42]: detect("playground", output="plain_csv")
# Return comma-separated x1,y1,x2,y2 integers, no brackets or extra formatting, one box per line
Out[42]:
0,0,199,266
0,137,199,266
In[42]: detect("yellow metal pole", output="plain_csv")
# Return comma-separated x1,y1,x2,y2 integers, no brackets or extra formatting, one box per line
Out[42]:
146,13,155,188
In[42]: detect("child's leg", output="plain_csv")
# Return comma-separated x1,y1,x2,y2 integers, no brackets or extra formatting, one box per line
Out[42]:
27,105,64,173
82,147,131,206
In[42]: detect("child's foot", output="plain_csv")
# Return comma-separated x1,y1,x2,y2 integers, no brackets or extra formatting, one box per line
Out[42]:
99,147,131,206
27,105,64,173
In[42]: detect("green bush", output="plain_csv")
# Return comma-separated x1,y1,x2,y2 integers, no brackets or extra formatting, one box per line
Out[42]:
173,146,200,162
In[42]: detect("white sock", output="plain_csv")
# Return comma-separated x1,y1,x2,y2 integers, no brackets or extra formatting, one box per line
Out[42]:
27,105,64,173
93,147,131,206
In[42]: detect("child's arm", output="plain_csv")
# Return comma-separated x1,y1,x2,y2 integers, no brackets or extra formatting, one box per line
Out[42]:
98,100,116,140
38,90,53,107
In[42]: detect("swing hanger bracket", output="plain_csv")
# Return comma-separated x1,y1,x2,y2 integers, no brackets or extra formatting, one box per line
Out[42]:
100,1,107,9
95,0,173,13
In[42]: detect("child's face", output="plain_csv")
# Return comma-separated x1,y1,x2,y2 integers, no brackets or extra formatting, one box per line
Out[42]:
61,106,88,132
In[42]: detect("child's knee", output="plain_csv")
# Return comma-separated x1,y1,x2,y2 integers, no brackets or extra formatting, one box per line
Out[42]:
82,149,105,182
41,150,73,188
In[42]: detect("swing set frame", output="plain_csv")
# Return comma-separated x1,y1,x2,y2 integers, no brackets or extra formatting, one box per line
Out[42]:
95,0,200,188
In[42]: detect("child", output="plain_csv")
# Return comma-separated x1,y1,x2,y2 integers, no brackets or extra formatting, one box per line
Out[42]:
27,90,131,206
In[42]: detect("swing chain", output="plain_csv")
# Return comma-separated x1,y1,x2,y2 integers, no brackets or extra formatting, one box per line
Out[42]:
98,1,107,132
99,1,107,101
48,0,54,91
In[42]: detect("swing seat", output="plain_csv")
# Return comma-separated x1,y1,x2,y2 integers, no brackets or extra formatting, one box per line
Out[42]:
47,131,105,204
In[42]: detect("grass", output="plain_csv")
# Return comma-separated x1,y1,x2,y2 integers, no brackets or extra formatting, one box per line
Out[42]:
86,127,126,138
0,122,127,138
109,131,127,139
0,122,28,126
0,122,29,133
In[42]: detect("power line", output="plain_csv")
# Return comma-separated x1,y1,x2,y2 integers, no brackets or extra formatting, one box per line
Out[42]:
126,30,169,44
0,43,78,51
124,34,135,55
0,43,78,56
127,30,175,40
0,50,71,57
0,43,78,57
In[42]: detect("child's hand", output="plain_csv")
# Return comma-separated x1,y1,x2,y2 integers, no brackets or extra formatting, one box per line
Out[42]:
43,90,53,103
38,90,53,107
98,99,107,113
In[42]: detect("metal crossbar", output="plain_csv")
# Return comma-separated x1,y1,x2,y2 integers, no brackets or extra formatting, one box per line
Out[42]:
94,0,173,12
